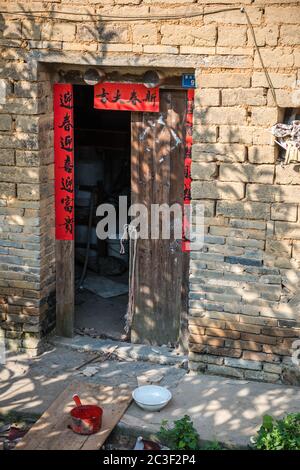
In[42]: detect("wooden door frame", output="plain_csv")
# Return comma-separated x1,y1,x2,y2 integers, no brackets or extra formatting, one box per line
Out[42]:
55,87,189,347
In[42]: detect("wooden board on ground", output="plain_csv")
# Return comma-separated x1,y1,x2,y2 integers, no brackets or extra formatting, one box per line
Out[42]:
15,381,132,450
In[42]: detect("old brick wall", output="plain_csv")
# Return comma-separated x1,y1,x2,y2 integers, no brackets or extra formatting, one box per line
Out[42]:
0,0,299,382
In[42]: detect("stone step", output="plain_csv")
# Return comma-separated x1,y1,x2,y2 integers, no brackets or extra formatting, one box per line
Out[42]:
51,335,187,367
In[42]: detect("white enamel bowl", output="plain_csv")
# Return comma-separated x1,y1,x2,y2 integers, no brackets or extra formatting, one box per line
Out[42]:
132,385,172,411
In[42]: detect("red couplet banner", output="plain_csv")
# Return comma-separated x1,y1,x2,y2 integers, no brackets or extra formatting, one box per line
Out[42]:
182,88,195,253
54,84,74,240
94,83,160,112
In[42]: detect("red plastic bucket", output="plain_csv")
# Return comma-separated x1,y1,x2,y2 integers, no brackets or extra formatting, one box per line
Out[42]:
70,395,103,435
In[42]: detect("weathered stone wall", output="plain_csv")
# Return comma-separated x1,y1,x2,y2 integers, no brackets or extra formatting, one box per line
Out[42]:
0,1,299,382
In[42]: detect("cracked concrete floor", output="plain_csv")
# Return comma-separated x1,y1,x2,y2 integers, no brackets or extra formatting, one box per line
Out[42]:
0,342,300,448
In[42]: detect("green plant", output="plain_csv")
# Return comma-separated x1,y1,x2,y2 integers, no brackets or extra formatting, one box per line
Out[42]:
202,440,224,450
157,415,200,450
254,413,300,450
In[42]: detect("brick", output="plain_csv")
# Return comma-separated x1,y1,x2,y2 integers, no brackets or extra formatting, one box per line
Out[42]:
265,6,300,24
41,22,76,41
217,26,247,47
224,357,262,370
266,239,292,257
229,219,266,230
192,181,244,200
15,116,39,134
254,48,294,68
222,88,267,107
189,335,224,347
0,80,9,105
191,162,217,180
205,327,240,340
220,163,274,184
252,72,296,89
226,339,262,351
188,324,206,336
195,107,246,125
216,200,270,220
0,114,12,131
0,182,16,199
251,108,280,127
189,318,225,329
17,184,40,201
16,151,40,167
188,352,224,365
207,364,244,379
275,221,300,239
194,88,220,107
264,364,282,376
225,321,261,335
271,203,297,222
292,241,300,260
198,73,251,88
241,333,277,345
99,43,133,53
192,125,218,143
280,24,300,46
180,46,215,55
192,143,246,163
252,129,275,146
206,346,242,358
161,24,216,46
204,7,262,25
3,21,22,39
263,344,291,356
269,89,300,108
248,184,300,204
248,145,277,164
218,125,253,144
62,42,97,52
243,351,280,363
225,256,262,267
132,24,158,45
0,149,15,166
143,44,178,54
276,163,300,185
248,26,279,47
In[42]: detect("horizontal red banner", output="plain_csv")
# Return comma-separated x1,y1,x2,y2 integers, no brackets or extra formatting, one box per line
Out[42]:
94,83,160,112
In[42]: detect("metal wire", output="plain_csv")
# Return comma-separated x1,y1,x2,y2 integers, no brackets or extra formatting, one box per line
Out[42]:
241,7,278,107
0,7,241,22
0,6,278,107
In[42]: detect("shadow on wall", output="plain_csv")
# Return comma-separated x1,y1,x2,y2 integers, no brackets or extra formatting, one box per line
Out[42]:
189,107,300,384
0,5,121,340
0,3,119,66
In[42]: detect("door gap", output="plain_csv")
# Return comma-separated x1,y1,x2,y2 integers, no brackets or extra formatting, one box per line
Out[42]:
73,84,131,342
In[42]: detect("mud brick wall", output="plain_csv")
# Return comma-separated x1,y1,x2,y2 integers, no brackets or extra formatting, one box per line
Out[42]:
0,1,299,382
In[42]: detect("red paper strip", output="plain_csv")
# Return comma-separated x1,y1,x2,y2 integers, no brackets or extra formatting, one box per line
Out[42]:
182,89,194,252
54,84,74,240
94,83,160,112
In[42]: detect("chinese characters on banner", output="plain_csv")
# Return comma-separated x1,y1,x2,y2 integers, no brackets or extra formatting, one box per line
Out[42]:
182,89,194,252
94,83,160,112
54,84,74,240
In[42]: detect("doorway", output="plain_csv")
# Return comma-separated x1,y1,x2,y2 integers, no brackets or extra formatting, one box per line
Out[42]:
54,83,189,347
73,85,131,340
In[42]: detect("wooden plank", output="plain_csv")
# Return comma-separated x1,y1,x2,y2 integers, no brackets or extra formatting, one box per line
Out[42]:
131,90,188,346
56,239,74,337
15,382,132,450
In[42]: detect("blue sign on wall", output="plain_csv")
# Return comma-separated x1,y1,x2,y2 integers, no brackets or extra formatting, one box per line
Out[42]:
182,74,196,88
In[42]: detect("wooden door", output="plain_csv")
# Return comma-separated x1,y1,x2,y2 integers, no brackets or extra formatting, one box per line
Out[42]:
131,90,188,346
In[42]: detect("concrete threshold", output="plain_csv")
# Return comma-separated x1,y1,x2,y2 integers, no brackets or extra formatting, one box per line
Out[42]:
51,335,187,366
